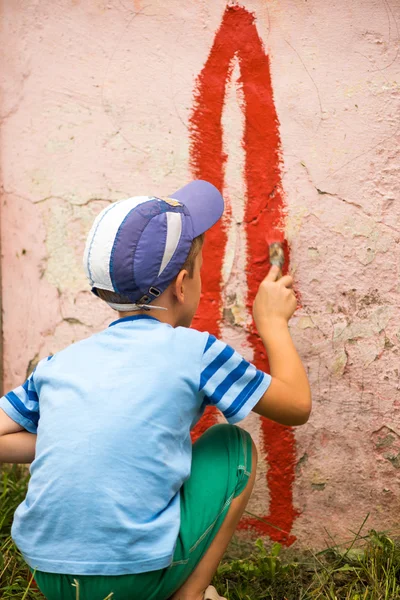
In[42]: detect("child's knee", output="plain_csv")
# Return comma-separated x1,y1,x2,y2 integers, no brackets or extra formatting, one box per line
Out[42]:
199,423,247,446
204,423,238,439
197,423,257,472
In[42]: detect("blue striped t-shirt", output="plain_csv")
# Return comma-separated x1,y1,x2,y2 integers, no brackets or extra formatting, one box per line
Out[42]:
0,315,271,576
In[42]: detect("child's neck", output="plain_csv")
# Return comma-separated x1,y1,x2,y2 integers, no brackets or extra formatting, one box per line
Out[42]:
116,287,190,328
117,306,180,328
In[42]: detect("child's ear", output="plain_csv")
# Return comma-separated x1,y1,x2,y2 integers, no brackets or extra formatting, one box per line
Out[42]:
173,269,189,305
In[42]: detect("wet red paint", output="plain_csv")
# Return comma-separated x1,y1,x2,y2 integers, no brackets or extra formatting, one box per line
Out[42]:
189,5,297,544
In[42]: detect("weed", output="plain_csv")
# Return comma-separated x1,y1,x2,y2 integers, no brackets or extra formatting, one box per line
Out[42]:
214,528,400,599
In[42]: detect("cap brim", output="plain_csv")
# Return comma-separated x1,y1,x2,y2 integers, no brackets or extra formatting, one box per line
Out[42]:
171,180,224,237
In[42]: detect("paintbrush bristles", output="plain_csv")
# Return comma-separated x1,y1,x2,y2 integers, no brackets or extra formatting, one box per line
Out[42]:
269,242,285,270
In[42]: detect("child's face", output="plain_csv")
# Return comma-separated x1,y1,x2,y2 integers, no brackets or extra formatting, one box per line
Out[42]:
179,248,203,327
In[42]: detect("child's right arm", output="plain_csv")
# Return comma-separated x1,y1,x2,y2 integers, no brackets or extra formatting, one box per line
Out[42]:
0,409,36,463
252,265,312,426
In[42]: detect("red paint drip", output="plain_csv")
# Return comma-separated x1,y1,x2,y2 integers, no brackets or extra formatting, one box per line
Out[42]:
189,5,297,543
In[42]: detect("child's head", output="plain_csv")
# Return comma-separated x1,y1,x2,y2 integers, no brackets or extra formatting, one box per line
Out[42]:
83,180,223,327
95,233,205,327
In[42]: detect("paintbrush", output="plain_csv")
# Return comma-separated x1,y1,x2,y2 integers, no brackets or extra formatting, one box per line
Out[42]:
268,242,285,277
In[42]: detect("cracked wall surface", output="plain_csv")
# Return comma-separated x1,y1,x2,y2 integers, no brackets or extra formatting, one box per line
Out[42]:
1,0,400,548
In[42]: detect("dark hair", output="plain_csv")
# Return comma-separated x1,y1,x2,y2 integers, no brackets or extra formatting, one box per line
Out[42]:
94,233,205,307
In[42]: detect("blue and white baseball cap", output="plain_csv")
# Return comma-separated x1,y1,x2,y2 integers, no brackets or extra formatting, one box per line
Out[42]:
83,180,224,311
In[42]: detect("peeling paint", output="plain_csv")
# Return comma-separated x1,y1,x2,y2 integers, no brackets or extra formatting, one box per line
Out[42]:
372,427,400,469
42,198,110,292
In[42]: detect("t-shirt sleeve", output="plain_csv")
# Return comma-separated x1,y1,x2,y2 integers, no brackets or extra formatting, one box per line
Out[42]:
0,370,40,434
199,334,271,424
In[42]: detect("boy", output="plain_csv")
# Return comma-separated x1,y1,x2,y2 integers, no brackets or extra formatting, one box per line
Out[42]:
0,180,311,600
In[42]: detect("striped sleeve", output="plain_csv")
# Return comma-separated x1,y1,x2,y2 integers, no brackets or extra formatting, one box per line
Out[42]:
199,335,271,424
0,369,41,434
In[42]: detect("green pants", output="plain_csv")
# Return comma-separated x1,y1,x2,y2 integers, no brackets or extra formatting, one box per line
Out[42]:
34,424,253,600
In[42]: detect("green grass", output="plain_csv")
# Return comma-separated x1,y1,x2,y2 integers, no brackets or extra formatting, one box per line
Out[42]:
2,465,400,599
0,465,43,599
213,533,400,599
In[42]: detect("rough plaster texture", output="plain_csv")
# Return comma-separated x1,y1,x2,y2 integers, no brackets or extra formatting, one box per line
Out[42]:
1,0,400,548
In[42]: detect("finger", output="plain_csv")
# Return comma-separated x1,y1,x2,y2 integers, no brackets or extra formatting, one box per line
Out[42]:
279,275,293,288
266,265,281,282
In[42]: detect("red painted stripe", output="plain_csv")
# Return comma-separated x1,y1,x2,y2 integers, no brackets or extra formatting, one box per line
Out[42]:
189,8,231,441
189,5,297,543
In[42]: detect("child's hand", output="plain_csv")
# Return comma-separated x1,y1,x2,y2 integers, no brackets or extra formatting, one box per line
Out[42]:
253,265,297,330
251,266,311,427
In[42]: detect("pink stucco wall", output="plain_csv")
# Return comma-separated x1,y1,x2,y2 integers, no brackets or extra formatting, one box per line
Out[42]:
1,0,400,548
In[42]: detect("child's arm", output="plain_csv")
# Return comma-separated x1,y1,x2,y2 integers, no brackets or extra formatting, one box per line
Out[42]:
0,408,37,463
252,265,311,426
